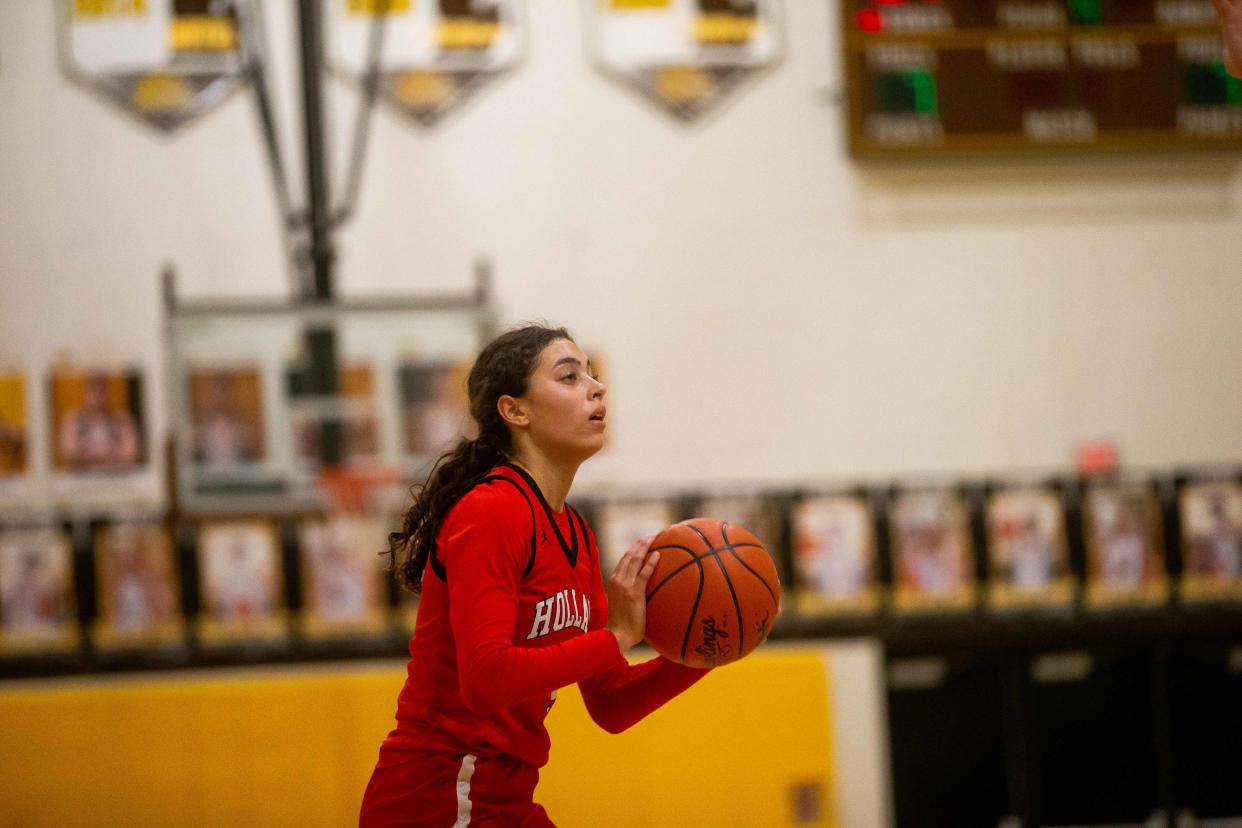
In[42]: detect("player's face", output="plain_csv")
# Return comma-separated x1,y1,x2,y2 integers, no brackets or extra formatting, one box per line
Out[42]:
520,339,607,462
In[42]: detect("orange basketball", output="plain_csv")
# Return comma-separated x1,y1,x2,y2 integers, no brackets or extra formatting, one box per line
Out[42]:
643,518,781,668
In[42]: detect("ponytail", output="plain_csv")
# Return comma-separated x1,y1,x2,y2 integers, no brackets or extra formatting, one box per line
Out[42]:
388,433,507,592
386,321,571,592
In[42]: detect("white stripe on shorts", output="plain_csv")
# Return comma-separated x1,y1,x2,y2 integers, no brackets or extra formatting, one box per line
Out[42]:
453,754,477,828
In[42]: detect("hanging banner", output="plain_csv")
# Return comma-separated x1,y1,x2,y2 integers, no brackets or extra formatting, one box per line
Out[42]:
328,0,525,127
59,0,247,132
586,0,782,121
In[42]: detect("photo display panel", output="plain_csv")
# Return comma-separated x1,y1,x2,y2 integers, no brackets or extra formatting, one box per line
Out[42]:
49,367,147,475
889,487,976,613
1082,481,1169,610
1177,479,1242,604
791,493,881,616
842,0,1241,158
195,519,287,644
92,519,184,649
168,302,484,514
0,526,79,654
297,514,391,639
984,484,1074,612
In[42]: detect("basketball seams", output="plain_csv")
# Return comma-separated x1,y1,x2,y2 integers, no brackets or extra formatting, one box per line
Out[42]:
645,543,763,599
689,523,746,661
719,523,779,608
726,547,779,606
678,559,706,664
649,543,700,556
710,553,745,661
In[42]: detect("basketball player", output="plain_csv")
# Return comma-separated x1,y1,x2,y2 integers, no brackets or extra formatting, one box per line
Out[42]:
360,325,709,827
1212,0,1242,77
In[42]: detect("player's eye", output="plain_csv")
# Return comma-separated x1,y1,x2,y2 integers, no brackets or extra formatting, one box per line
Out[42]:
561,372,577,382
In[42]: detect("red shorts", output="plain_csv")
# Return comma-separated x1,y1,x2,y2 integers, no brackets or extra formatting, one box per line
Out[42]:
359,748,555,827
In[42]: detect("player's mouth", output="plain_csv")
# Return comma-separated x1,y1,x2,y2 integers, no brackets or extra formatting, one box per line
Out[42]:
589,408,607,424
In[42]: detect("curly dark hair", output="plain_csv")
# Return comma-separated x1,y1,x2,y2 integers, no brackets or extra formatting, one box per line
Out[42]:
387,323,571,592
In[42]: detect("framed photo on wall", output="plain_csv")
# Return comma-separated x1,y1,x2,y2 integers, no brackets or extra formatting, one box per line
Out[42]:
187,365,266,478
1177,480,1242,604
595,498,679,576
0,372,29,476
984,485,1073,611
398,359,474,463
297,515,390,638
0,526,78,654
92,520,183,649
49,367,145,474
196,520,287,643
1082,482,1169,610
889,488,976,614
792,493,880,616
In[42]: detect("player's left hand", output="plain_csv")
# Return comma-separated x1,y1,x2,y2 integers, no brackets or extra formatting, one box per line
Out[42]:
604,536,660,652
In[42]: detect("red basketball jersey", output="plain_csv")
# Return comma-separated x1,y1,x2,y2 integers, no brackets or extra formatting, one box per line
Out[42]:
382,463,707,768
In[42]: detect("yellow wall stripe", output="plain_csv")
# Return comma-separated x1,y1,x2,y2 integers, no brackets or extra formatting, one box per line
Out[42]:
0,649,833,827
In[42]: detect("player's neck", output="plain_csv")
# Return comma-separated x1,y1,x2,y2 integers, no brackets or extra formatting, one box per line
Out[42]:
507,451,576,513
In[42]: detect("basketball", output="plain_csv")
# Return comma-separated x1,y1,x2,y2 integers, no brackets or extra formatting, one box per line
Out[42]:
643,518,781,668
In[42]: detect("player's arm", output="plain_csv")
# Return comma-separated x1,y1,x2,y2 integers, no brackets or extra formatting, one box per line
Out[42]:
577,538,710,735
1213,0,1242,77
446,496,626,714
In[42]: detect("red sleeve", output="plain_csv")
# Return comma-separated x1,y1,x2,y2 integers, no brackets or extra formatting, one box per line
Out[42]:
577,527,710,734
443,487,623,715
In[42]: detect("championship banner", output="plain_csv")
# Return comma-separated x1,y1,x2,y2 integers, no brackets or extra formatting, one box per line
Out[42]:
586,0,782,122
59,0,247,132
328,0,525,127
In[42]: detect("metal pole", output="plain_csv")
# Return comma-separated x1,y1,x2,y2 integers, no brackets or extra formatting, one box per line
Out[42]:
297,0,335,302
296,0,342,467
334,0,391,226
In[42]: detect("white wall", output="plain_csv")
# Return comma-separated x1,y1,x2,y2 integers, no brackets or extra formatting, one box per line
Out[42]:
2,0,1241,500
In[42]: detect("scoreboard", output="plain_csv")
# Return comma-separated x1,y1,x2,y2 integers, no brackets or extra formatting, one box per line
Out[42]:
843,0,1242,158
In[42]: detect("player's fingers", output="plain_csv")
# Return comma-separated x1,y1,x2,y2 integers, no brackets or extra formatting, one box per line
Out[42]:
634,550,661,587
612,546,640,583
626,536,654,558
617,537,652,582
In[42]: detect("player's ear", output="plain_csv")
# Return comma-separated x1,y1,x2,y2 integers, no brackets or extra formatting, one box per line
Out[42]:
497,394,529,429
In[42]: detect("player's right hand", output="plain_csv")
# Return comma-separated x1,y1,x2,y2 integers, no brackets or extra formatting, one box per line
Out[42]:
605,536,660,652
